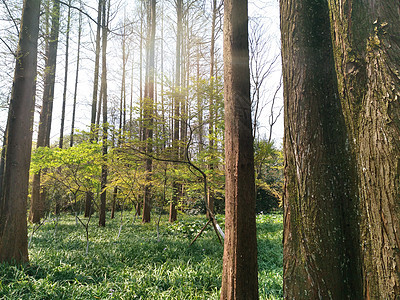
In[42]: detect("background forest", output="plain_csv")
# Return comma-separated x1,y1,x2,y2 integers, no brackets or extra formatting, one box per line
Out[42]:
0,0,283,222
0,0,284,299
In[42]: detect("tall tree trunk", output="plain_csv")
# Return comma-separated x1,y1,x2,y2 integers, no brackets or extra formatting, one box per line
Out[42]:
90,0,102,140
119,16,127,141
328,1,400,297
169,0,182,223
207,0,217,219
0,0,41,264
281,0,400,298
99,0,108,227
29,0,60,224
70,0,82,147
85,0,102,217
280,0,362,298
142,0,156,224
59,0,71,149
139,0,143,145
220,1,258,298
160,3,165,149
196,42,203,153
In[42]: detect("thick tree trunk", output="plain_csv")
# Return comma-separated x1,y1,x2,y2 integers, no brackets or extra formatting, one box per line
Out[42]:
220,1,258,299
29,0,60,224
281,0,400,298
280,0,362,298
0,0,41,264
328,1,400,297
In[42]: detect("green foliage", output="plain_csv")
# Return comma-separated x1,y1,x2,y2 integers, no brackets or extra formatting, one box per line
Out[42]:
254,140,283,213
30,142,102,211
0,213,283,299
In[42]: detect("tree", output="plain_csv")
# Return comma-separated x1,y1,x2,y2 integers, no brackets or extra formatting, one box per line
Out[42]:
329,0,400,297
29,0,61,223
99,0,108,227
0,0,41,264
220,0,258,299
85,0,103,218
70,0,83,147
207,0,218,219
141,0,156,223
59,0,72,148
169,0,183,223
281,0,400,298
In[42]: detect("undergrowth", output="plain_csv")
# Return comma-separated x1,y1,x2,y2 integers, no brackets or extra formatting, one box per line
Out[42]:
0,212,282,299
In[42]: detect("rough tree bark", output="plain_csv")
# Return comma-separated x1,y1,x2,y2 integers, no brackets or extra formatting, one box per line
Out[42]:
328,0,400,298
0,0,41,264
281,0,400,298
281,0,362,298
220,0,258,299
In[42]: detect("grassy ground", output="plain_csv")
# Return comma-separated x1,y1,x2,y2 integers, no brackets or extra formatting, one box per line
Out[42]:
0,212,282,299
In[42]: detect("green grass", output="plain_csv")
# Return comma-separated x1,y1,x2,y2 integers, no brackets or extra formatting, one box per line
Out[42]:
0,212,282,299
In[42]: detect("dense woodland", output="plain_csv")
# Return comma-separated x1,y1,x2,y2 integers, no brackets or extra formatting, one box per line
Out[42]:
0,0,282,299
1,0,399,299
0,0,282,225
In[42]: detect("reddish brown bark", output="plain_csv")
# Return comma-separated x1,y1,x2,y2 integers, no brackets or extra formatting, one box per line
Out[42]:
142,0,156,223
328,1,400,297
220,0,258,299
0,0,41,264
281,0,400,297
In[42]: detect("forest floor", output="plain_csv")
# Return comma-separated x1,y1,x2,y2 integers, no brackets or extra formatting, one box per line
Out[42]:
0,212,282,299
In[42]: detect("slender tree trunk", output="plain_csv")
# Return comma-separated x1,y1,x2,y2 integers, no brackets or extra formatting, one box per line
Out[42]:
129,58,134,131
196,42,203,153
85,0,103,217
142,0,156,223
169,0,182,223
119,17,127,141
99,0,108,227
207,0,217,219
220,0,258,298
139,0,143,145
70,0,82,148
0,123,7,202
111,186,117,219
0,0,41,264
29,0,60,223
59,0,71,149
160,4,165,149
90,0,102,139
